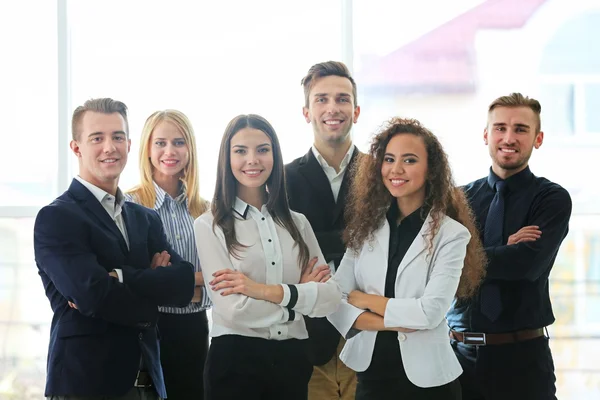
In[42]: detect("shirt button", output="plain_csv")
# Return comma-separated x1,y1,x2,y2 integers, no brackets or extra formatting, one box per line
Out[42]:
271,262,275,265
368,246,374,251
172,213,176,218
278,331,281,335
175,234,181,240
261,217,265,221
398,333,406,341
268,239,272,242
139,333,143,340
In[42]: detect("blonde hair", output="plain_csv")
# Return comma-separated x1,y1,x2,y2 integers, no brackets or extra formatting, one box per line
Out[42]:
488,92,542,132
127,110,208,218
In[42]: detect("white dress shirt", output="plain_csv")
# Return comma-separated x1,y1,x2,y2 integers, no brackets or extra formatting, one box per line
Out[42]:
193,197,341,341
311,144,355,202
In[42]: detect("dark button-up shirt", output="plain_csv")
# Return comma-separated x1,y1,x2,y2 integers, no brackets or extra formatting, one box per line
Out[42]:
447,166,572,334
361,203,427,379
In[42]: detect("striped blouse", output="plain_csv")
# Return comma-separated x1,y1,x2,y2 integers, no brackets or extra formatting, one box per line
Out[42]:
125,182,211,313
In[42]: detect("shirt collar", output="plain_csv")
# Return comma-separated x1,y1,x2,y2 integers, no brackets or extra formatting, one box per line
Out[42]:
232,197,250,219
75,175,125,207
152,180,187,210
387,201,428,230
487,166,534,193
311,144,355,170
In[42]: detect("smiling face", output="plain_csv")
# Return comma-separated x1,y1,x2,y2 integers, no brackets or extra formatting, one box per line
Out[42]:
485,106,543,179
302,75,360,148
381,133,428,215
149,120,190,180
230,127,274,195
70,111,130,195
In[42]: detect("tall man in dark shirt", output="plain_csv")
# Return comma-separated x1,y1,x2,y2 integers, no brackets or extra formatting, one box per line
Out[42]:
447,93,572,400
285,61,361,400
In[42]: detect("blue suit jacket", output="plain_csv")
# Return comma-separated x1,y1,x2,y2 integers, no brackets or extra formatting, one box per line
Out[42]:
34,179,195,398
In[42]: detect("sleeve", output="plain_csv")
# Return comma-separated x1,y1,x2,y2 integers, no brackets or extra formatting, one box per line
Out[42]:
119,209,195,307
193,216,300,328
278,214,342,317
33,205,158,328
383,227,470,330
327,248,367,338
484,187,572,282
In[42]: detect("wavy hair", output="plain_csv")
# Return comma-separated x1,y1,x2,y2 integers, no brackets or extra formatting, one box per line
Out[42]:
211,114,311,274
344,118,486,299
127,110,208,218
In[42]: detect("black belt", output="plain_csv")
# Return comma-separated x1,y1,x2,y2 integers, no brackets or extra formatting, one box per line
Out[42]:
450,328,545,346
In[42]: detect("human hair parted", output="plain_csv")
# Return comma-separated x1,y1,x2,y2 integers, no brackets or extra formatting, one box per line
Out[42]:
301,61,358,108
71,98,129,140
344,117,486,299
211,114,311,273
488,92,542,132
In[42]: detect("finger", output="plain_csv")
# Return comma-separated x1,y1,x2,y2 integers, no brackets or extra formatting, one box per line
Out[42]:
307,257,318,270
320,274,331,283
315,269,329,281
212,268,236,277
515,237,539,244
313,265,330,274
209,273,238,285
220,286,244,296
211,280,238,291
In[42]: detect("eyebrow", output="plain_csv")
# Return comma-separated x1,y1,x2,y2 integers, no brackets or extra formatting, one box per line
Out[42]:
88,131,127,137
384,152,419,158
153,136,185,140
232,143,271,149
313,92,352,98
492,122,530,129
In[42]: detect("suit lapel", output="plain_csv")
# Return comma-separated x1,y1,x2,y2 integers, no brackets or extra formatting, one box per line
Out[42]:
331,148,360,223
297,150,336,209
372,219,391,295
121,204,139,252
69,179,129,254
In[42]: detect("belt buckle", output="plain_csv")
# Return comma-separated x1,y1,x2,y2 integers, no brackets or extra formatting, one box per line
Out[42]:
463,332,487,346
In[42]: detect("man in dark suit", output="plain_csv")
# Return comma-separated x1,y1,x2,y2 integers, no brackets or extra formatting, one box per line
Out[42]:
34,98,195,400
285,61,361,400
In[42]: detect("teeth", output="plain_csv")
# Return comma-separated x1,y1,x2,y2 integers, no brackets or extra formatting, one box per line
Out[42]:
244,170,261,176
163,160,178,165
501,149,516,153
324,120,342,125
391,179,406,186
102,159,117,163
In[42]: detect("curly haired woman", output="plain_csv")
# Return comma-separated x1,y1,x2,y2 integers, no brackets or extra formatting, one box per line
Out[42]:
328,117,486,400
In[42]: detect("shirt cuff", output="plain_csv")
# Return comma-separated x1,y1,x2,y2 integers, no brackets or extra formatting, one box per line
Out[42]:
113,269,123,283
279,284,291,306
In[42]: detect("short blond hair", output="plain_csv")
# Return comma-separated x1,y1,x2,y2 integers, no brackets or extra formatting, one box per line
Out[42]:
488,92,542,132
71,98,129,140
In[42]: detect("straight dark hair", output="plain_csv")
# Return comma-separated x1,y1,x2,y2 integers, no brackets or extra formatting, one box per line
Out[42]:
211,114,311,273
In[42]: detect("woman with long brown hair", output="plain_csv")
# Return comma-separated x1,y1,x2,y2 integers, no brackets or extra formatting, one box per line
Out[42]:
193,114,341,400
328,118,486,399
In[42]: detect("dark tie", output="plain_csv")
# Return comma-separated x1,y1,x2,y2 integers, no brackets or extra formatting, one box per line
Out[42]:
480,180,507,322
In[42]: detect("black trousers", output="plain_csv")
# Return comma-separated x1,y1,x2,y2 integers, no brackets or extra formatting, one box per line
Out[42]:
204,335,312,400
158,311,209,400
452,336,557,400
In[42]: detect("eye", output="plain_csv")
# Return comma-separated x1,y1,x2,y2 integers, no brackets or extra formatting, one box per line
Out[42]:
339,98,350,103
114,135,126,142
383,156,395,163
233,148,246,154
174,140,186,147
258,147,271,153
495,126,505,132
155,141,166,147
90,136,102,143
316,97,326,103
403,158,417,164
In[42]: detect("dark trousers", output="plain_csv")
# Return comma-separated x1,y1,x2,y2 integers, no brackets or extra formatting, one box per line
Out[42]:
47,387,159,400
204,335,313,400
452,336,557,400
158,311,209,400
356,377,461,400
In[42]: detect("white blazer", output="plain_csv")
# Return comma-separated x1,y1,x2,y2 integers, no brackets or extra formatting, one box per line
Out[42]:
328,213,470,388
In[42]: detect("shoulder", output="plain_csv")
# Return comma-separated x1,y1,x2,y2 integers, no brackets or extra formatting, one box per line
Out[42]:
534,176,571,201
462,177,487,194
194,211,216,231
124,191,139,203
290,210,311,229
285,155,304,174
35,194,77,224
437,214,471,241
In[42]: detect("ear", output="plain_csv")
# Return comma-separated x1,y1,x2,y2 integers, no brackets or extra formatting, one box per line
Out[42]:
302,107,311,124
127,138,132,153
353,105,361,123
534,131,544,149
70,140,81,157
483,128,489,145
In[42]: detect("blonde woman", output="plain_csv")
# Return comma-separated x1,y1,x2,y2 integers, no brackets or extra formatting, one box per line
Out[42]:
127,110,209,400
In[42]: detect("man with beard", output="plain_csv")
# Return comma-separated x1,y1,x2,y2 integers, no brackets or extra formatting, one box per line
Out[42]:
447,93,572,400
285,61,361,400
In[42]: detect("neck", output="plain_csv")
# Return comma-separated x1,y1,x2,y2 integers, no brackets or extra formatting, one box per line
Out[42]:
396,193,425,220
154,172,181,198
491,163,527,180
314,137,352,172
79,174,119,196
237,185,267,210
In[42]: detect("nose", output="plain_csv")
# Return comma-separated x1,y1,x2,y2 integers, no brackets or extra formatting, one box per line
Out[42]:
103,138,117,153
503,129,517,145
164,142,176,155
246,150,259,165
326,101,340,114
391,160,405,174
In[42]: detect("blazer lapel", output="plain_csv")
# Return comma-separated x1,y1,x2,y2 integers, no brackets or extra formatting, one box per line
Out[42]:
331,148,360,223
372,219,391,295
297,150,336,209
69,179,129,254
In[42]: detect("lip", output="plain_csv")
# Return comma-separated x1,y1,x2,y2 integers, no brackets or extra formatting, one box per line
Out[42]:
161,159,179,167
389,178,408,187
498,148,518,154
100,158,119,164
322,119,345,128
242,169,264,177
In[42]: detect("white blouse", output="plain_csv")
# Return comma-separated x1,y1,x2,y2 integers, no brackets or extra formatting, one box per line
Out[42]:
194,197,341,341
